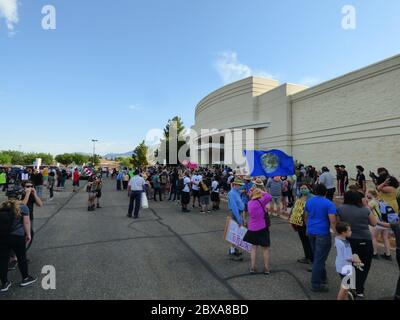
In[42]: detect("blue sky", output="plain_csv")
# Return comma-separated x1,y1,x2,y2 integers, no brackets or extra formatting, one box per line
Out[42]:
1,0,400,155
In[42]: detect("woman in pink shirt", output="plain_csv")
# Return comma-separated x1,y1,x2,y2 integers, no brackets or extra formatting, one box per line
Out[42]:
243,188,273,275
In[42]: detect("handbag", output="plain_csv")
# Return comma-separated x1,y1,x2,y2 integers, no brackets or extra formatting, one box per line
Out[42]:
257,199,271,228
141,192,149,209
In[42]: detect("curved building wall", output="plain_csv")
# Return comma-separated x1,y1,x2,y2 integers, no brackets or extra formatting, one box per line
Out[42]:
191,54,400,178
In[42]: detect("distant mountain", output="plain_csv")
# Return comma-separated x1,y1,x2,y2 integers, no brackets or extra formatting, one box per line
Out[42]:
104,151,134,160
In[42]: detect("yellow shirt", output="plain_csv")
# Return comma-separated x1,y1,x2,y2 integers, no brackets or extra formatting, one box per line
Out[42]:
379,190,399,213
368,199,381,219
42,168,49,177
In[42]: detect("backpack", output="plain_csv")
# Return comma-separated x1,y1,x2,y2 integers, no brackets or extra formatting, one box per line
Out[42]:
379,201,399,224
200,181,209,192
0,205,16,237
177,178,185,191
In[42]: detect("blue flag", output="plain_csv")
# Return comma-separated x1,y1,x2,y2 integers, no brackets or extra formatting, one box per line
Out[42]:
244,149,295,177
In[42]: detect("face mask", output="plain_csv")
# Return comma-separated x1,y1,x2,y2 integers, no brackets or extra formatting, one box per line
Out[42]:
301,189,310,196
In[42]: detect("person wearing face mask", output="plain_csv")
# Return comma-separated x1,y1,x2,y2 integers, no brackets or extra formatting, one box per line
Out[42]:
289,184,314,265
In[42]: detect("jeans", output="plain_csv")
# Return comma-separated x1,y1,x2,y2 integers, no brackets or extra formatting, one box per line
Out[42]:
169,185,178,201
116,180,122,190
348,238,373,295
49,186,54,199
35,185,43,199
128,191,142,218
297,226,313,262
309,234,332,289
0,235,29,285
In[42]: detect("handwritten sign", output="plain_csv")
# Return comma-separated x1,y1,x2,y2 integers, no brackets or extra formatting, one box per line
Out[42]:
224,217,252,253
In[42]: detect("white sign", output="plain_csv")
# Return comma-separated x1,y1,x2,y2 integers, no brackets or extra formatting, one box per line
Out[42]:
224,218,252,252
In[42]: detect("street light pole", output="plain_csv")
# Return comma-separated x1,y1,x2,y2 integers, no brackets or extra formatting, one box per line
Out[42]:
92,139,98,166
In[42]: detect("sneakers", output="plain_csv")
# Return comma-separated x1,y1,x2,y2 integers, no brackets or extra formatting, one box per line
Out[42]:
250,268,257,274
97,204,102,209
8,260,18,271
311,285,329,293
356,293,365,299
264,269,271,275
0,281,12,293
20,276,38,287
372,254,380,260
207,210,211,213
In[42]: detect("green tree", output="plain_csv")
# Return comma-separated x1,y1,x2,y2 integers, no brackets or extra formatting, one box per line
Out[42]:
132,141,149,168
117,157,132,168
0,152,12,165
55,154,75,166
162,116,186,165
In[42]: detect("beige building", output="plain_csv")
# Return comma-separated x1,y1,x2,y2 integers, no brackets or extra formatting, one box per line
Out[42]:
191,54,400,178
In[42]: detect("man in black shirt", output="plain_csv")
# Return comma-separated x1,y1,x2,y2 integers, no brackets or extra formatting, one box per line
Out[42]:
356,165,366,194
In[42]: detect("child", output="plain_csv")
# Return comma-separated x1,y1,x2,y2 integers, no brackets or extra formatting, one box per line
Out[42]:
335,222,364,300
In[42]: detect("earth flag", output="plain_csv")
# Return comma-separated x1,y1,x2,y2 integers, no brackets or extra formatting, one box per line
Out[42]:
243,150,295,177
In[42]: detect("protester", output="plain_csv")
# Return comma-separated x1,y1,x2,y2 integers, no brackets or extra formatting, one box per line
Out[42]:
48,171,55,201
243,188,272,274
369,167,390,186
94,176,103,209
337,191,377,299
266,176,283,217
31,170,44,199
377,176,399,214
20,180,43,250
122,170,130,191
339,165,349,196
356,166,367,194
335,222,363,300
227,178,245,261
0,169,7,192
168,169,179,201
127,170,146,219
199,175,211,214
366,189,392,260
73,168,80,192
211,175,221,211
87,175,97,212
181,171,191,213
305,184,337,292
152,172,162,202
281,176,290,213
289,184,313,265
319,167,336,201
191,171,202,209
116,170,123,191
0,189,38,293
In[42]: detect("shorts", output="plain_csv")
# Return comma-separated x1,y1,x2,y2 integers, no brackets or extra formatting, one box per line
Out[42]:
243,228,270,247
181,192,190,205
211,192,220,202
96,191,102,198
200,195,210,205
271,196,281,205
192,189,200,198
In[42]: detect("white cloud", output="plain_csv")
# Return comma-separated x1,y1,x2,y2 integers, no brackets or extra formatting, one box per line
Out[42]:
298,76,321,87
215,51,274,85
0,0,19,31
129,104,143,111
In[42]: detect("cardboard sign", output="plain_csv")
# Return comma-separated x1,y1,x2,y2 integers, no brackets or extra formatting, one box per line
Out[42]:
224,217,252,253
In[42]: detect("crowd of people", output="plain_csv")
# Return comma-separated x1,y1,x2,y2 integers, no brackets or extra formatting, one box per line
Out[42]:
1,162,399,300
112,163,400,301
